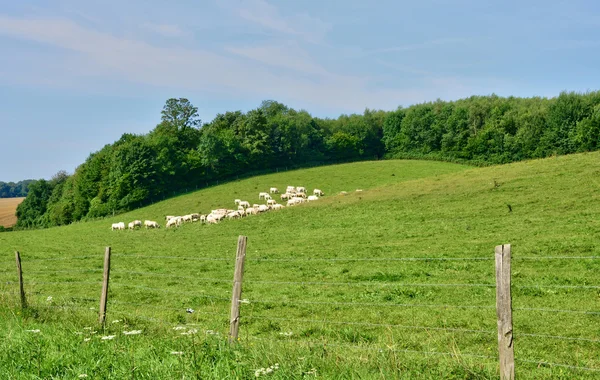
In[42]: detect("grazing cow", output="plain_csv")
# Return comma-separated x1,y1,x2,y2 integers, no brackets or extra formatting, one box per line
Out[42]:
166,217,182,228
227,211,241,219
280,193,291,201
259,192,269,199
286,186,295,192
271,204,284,210
190,213,201,222
239,201,250,208
111,222,125,230
313,189,324,196
245,207,258,215
264,194,272,201
307,195,319,201
294,192,307,199
267,199,277,206
128,220,142,229
270,187,279,194
182,214,194,223
257,205,269,213
234,199,241,205
144,220,160,229
296,186,306,193
165,215,175,222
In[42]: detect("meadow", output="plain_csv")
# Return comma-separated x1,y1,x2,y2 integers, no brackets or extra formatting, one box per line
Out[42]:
0,197,24,228
0,155,599,379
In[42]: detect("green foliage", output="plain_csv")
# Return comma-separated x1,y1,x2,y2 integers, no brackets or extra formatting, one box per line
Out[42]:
0,179,36,198
14,91,600,229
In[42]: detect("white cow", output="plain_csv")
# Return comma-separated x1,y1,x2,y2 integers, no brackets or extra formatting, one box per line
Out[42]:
271,204,284,210
286,186,296,192
313,189,324,196
270,187,279,194
280,193,291,201
144,220,160,229
128,220,142,229
227,211,241,219
267,199,277,206
234,199,241,205
294,192,307,199
166,217,182,228
253,204,261,208
245,207,258,215
182,214,194,223
259,192,269,199
111,222,125,230
307,195,319,201
165,215,175,222
257,205,269,213
296,186,306,193
264,194,273,201
239,201,251,208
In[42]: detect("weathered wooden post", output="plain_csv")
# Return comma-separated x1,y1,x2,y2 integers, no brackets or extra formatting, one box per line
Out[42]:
495,244,514,380
229,236,247,343
98,247,112,325
15,251,27,309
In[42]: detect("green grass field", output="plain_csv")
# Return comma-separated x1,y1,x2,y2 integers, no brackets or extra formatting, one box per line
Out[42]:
1,155,599,379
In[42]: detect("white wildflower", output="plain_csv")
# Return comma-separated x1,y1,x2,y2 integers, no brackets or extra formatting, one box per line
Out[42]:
101,335,116,340
181,328,198,336
83,327,92,330
186,308,195,313
111,320,121,324
83,338,91,342
305,368,317,376
26,329,41,333
279,331,293,337
171,351,184,355
79,375,88,378
46,296,53,302
205,330,220,336
89,307,95,310
90,331,97,334
239,299,250,304
173,326,187,331
123,330,142,335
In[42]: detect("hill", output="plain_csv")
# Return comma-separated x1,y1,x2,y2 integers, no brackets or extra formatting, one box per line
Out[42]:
0,155,599,378
0,197,24,227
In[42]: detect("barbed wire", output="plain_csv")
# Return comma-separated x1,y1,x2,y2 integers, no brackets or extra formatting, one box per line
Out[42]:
244,298,495,310
243,279,497,287
19,256,100,263
242,315,495,335
4,280,102,286
518,333,600,343
248,257,495,262
517,358,600,372
110,271,230,282
112,254,232,262
110,283,231,300
514,307,600,315
247,336,497,360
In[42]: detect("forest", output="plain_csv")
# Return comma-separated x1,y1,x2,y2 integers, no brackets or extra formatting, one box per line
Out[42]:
15,91,600,229
0,180,36,198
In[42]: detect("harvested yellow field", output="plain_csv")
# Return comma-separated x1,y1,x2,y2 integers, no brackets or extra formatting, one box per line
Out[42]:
0,197,24,227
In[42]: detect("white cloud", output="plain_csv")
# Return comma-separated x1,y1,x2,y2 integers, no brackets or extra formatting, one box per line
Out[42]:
142,23,188,38
230,0,331,44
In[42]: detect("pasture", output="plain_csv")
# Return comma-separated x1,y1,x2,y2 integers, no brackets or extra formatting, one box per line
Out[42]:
0,197,24,227
1,155,599,378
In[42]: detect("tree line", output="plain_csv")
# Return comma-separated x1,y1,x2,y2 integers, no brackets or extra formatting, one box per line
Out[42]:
0,180,36,198
15,91,600,229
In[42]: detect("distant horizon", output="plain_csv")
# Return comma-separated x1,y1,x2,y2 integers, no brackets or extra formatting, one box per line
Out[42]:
1,0,599,182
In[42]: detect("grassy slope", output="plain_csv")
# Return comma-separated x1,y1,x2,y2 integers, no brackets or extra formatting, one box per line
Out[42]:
0,197,24,227
1,156,599,379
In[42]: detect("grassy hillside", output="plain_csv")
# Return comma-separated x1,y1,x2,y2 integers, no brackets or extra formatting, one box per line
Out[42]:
1,155,599,379
0,197,24,228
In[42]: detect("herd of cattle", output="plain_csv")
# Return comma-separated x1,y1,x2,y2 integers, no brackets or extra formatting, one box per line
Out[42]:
110,186,326,230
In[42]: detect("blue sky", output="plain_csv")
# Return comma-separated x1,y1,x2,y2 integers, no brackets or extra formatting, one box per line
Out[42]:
1,0,599,182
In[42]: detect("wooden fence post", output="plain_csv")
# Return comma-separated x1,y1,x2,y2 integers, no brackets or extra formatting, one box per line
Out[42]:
495,244,514,380
98,247,112,325
229,236,247,343
15,251,27,309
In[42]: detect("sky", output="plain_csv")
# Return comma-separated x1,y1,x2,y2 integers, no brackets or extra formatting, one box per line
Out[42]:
0,0,599,182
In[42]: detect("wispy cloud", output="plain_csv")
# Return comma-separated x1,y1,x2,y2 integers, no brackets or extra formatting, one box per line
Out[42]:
142,23,187,38
369,38,469,54
0,15,443,111
229,0,331,44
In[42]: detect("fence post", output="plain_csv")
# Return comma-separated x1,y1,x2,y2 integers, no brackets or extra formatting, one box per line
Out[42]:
495,244,514,380
98,247,112,325
229,236,247,343
15,251,27,309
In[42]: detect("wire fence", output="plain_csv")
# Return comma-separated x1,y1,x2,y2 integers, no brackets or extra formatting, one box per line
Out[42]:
1,243,600,376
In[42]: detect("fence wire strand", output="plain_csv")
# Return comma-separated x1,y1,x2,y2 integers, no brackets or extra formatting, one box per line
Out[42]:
242,315,495,335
